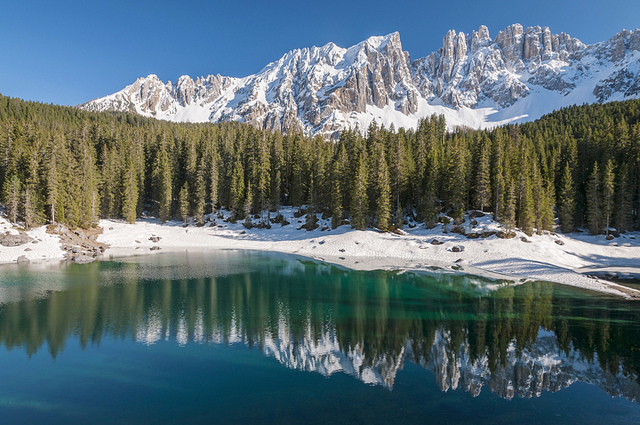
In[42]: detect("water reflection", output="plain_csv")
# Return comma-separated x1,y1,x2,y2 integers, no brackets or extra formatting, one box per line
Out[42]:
0,252,638,402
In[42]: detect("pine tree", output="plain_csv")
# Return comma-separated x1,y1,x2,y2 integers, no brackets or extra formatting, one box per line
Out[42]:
304,176,318,231
209,147,219,212
350,153,368,230
602,159,615,236
491,130,505,221
586,162,601,234
375,144,392,232
121,156,138,224
330,145,347,229
270,134,283,211
152,144,173,223
100,146,120,218
3,173,21,224
243,182,253,227
558,163,575,233
23,141,44,228
422,125,440,228
193,157,207,226
289,136,305,206
46,139,59,224
254,134,271,224
47,132,79,224
541,179,555,232
23,188,35,229
179,182,190,224
614,164,632,232
504,181,516,235
446,137,468,222
77,137,100,228
229,158,245,215
388,129,411,228
474,135,491,212
531,162,545,234
517,155,535,236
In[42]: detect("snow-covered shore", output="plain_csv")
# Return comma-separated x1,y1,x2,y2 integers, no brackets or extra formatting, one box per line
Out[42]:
2,210,640,299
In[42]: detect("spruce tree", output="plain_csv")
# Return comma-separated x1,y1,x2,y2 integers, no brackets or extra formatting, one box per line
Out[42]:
209,147,219,212
388,129,411,227
474,135,491,212
517,157,535,236
446,137,468,222
587,162,602,234
614,164,631,232
46,140,59,224
193,157,207,226
375,144,391,232
558,163,575,233
254,134,271,224
23,143,44,228
3,173,21,224
304,176,318,231
229,158,245,215
330,145,346,229
350,153,368,230
602,159,615,236
531,162,545,234
243,182,253,227
100,147,119,219
422,126,440,228
541,179,555,232
23,188,35,229
504,182,516,235
152,144,173,223
289,137,305,206
77,138,99,228
122,157,138,224
491,130,505,220
270,134,283,212
179,182,190,224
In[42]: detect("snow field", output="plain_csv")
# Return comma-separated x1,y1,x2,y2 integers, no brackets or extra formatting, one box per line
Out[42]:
1,209,639,299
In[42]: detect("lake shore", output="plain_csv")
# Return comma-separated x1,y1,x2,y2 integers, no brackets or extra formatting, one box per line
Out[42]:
2,209,640,299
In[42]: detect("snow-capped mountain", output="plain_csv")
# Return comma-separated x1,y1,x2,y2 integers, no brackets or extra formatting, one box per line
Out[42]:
80,24,640,136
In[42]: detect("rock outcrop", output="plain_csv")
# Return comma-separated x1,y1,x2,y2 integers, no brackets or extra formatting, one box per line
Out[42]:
0,232,33,247
47,224,107,262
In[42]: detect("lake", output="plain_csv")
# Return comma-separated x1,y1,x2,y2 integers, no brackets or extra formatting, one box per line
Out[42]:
0,250,639,424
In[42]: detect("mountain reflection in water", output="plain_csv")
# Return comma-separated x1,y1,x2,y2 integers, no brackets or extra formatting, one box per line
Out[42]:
0,251,638,402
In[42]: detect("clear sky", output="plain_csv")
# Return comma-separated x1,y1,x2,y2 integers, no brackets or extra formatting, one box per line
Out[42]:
1,0,639,106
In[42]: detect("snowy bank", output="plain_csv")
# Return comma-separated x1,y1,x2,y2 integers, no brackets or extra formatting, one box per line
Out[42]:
1,210,639,299
97,208,640,299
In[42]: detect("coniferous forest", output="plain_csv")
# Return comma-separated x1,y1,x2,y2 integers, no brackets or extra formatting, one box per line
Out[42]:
1,94,640,234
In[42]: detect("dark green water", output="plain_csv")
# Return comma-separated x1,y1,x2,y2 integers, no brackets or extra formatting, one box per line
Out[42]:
0,251,639,424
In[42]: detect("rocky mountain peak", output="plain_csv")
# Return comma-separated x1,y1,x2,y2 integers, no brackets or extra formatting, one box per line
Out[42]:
80,25,640,136
470,25,491,51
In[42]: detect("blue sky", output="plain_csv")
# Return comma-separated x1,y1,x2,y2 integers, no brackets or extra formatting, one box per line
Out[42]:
2,0,639,106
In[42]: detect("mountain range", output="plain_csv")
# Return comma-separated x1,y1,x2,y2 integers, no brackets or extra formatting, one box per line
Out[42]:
80,24,640,136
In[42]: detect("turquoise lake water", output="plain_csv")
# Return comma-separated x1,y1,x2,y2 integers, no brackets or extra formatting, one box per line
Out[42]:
0,250,639,424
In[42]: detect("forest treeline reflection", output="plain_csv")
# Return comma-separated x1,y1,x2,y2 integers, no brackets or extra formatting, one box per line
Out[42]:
0,253,638,401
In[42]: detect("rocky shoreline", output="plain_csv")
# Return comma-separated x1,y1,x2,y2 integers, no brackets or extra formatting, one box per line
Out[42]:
48,224,108,264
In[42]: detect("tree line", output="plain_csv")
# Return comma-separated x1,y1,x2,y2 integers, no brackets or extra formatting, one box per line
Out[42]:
0,94,639,234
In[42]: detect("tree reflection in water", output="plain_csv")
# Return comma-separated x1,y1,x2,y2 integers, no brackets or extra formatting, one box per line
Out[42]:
0,252,638,401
